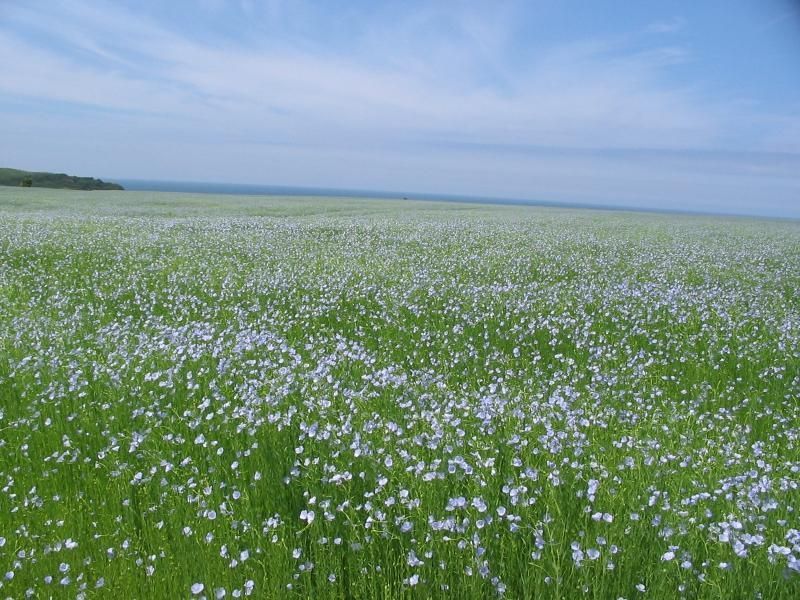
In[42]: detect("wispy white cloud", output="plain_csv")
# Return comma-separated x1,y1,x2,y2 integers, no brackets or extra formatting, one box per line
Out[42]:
0,0,720,152
644,17,686,35
755,9,795,33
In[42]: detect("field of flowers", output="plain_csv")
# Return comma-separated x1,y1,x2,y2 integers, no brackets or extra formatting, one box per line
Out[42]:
0,188,798,599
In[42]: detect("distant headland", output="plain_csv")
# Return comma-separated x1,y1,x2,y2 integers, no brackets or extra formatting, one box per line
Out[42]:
0,167,124,190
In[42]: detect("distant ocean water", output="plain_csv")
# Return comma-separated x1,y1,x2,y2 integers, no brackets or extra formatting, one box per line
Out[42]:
116,179,617,211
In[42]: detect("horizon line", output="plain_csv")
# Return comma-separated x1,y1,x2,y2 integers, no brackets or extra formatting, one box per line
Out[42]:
113,176,799,222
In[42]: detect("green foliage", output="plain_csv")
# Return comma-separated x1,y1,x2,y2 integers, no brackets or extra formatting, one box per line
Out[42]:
0,167,124,190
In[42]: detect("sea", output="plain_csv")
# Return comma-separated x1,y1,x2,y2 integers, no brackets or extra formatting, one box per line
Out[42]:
116,179,624,212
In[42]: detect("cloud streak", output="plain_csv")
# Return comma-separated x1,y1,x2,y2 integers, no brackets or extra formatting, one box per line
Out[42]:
0,3,718,147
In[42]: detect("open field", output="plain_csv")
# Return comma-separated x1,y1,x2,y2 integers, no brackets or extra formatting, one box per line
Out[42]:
0,187,799,598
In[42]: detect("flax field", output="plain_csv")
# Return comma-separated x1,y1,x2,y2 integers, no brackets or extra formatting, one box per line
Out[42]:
0,188,798,599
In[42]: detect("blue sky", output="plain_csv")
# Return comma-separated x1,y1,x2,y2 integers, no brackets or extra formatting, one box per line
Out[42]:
1,0,799,217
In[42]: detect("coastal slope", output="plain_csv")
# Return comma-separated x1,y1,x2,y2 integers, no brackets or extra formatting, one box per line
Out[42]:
0,167,124,190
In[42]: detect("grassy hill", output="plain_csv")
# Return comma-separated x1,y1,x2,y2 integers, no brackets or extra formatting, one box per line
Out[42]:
0,167,124,190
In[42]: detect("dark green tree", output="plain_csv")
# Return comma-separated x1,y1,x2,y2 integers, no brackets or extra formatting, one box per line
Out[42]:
20,175,32,187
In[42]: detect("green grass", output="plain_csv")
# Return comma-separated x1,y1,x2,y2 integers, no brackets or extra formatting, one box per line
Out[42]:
0,187,798,598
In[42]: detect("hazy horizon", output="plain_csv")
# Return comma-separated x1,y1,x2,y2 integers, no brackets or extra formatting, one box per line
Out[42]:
1,1,800,217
